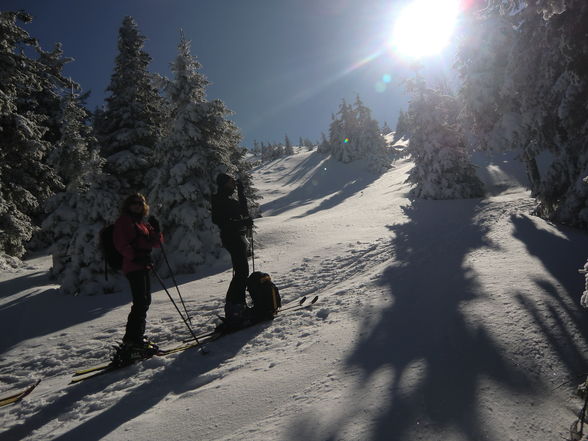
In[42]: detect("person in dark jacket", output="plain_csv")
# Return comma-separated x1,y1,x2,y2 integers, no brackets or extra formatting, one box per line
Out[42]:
211,173,253,326
113,193,163,363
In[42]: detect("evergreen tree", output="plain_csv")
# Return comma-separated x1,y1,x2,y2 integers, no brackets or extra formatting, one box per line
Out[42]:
324,96,390,172
273,143,284,159
94,16,166,194
48,95,99,189
231,146,262,218
252,139,261,157
284,134,294,155
42,93,117,289
260,142,270,162
0,11,63,262
353,95,389,173
318,132,330,154
45,171,121,295
405,76,484,200
393,110,409,143
149,35,246,274
329,100,355,163
457,1,588,226
34,42,75,150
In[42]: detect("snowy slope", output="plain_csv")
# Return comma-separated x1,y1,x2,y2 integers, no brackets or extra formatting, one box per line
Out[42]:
1,148,588,441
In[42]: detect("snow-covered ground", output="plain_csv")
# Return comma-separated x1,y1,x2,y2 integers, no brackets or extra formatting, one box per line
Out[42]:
2,147,588,441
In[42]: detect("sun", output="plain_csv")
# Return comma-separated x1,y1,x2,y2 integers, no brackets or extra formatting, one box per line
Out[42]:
390,0,461,59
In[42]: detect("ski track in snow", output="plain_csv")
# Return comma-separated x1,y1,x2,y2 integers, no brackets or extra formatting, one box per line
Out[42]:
1,148,588,441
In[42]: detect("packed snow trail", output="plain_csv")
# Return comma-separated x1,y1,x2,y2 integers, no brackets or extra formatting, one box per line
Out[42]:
1,148,588,441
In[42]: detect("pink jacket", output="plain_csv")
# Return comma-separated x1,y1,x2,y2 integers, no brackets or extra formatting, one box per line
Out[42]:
113,214,163,274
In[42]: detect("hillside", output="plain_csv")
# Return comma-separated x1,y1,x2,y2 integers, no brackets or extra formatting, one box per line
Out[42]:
1,148,588,441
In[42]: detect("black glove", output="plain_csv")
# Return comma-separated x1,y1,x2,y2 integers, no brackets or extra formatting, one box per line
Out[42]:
133,253,152,266
148,216,160,232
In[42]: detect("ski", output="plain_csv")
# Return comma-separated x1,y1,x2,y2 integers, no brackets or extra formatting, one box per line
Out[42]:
71,296,319,383
73,363,112,377
281,295,318,312
70,336,216,384
180,295,317,344
0,380,41,407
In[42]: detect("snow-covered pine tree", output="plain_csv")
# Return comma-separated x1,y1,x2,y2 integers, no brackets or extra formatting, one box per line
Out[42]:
393,110,409,143
273,143,285,159
42,93,121,292
231,146,262,218
284,134,294,155
34,42,74,149
252,140,261,157
329,100,356,163
523,1,588,227
405,76,484,200
149,34,244,274
0,11,63,265
49,172,121,295
455,4,545,194
318,132,330,154
324,96,389,172
94,16,166,194
353,95,390,173
458,1,588,226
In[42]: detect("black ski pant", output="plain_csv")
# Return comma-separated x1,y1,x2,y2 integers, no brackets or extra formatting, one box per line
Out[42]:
223,234,249,305
123,270,152,343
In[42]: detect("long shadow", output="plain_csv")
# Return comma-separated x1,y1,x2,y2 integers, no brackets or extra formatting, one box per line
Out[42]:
0,283,128,353
511,214,588,306
511,214,588,376
262,156,379,217
290,199,537,441
0,271,50,299
281,151,328,186
0,324,265,441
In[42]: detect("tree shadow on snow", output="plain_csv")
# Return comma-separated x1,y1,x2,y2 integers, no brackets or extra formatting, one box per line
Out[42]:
287,199,538,441
511,214,588,376
0,324,266,441
0,270,51,299
261,155,378,218
0,279,128,353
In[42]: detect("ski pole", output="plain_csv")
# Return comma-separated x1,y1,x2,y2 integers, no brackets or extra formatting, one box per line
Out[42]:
151,268,208,354
249,227,255,273
158,241,193,327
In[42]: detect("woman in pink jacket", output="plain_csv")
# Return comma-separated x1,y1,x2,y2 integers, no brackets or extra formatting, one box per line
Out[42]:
113,193,162,363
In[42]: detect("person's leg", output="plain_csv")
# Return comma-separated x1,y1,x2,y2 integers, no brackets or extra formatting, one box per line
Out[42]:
123,270,152,343
225,235,249,305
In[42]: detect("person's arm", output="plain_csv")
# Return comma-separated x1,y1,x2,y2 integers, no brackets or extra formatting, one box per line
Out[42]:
146,217,163,248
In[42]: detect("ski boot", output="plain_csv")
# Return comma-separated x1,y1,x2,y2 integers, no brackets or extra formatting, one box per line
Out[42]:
219,303,255,332
111,337,159,367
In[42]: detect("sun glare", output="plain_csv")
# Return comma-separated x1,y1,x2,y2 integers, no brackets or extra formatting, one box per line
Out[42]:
390,0,461,59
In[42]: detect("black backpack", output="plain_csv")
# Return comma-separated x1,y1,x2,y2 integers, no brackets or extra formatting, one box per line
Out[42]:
100,225,122,279
246,272,281,321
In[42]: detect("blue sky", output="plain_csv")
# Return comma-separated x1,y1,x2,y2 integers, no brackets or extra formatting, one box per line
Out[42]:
3,0,458,146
